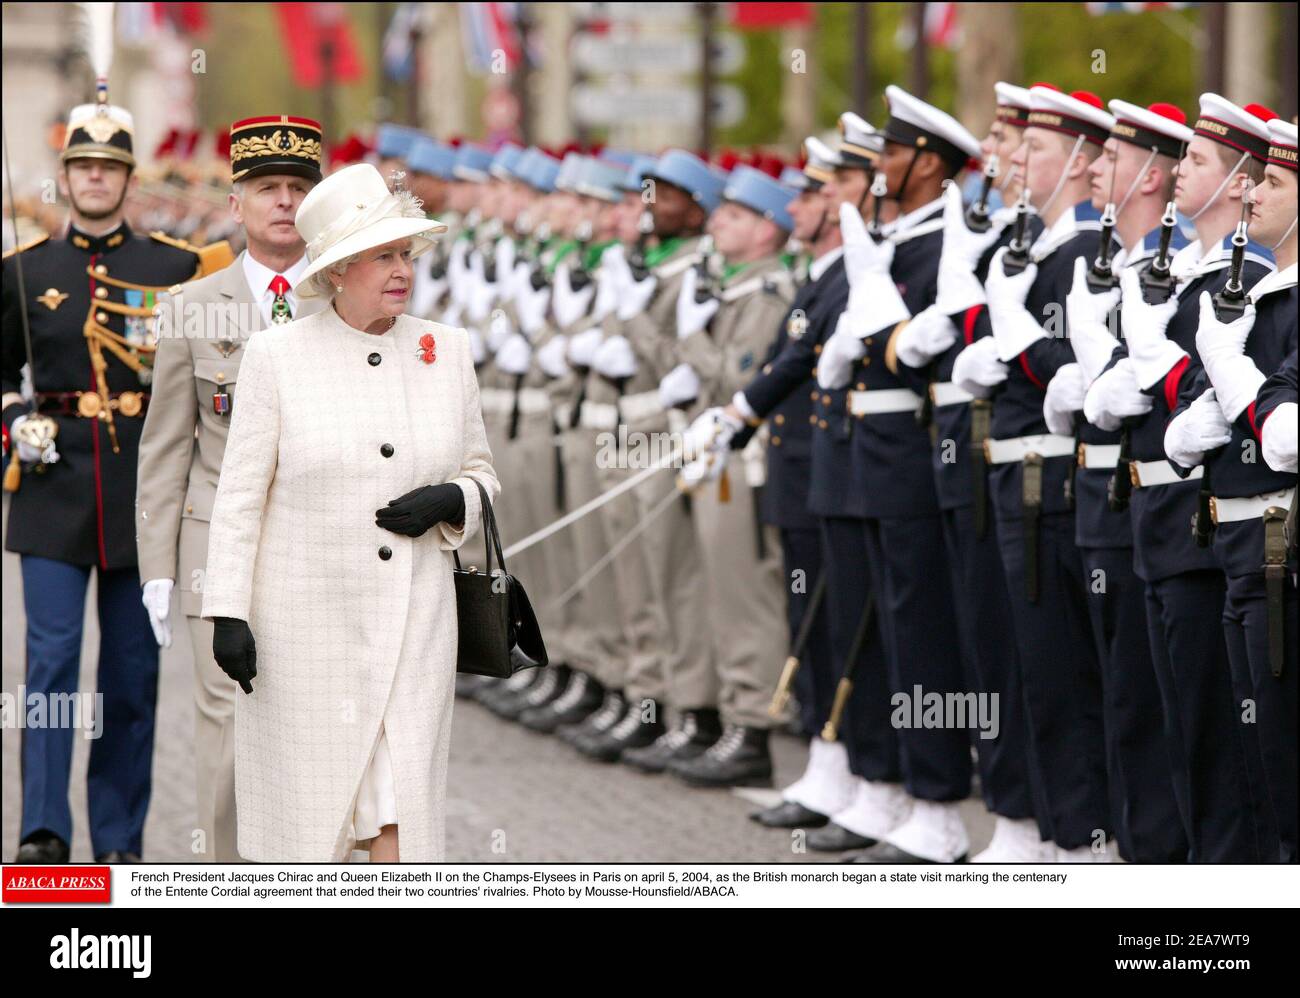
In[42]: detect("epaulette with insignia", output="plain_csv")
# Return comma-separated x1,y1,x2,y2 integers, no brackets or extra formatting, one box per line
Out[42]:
197,240,235,277
762,271,794,297
149,230,202,254
3,233,50,260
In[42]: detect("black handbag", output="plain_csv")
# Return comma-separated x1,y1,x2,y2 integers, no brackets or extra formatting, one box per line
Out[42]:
453,480,548,677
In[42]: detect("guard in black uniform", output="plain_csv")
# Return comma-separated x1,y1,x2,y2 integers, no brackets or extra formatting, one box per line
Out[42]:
1164,115,1298,861
2,98,203,863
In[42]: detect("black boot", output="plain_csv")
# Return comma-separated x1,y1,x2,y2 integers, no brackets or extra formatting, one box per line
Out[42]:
455,674,491,700
480,668,543,715
495,665,570,721
749,801,830,829
558,690,626,747
520,671,603,733
577,701,666,762
622,708,722,773
15,830,70,864
667,724,773,788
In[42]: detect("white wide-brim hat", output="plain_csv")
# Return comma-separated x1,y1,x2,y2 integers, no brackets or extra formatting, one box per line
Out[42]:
296,163,447,298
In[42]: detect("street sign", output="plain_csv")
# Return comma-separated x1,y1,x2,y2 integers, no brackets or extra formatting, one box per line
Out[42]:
571,83,746,127
571,33,745,75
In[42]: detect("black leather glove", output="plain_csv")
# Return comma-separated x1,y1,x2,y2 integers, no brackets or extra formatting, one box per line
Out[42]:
212,617,257,694
375,482,465,538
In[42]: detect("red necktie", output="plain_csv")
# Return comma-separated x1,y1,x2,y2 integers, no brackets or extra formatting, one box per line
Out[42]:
268,275,292,324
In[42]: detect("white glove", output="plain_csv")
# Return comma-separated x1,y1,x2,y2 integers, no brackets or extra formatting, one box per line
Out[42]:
840,202,908,336
467,327,486,366
141,578,173,649
985,246,1044,362
679,451,727,489
466,252,498,323
935,181,1006,315
494,333,533,376
1043,363,1088,436
508,260,533,306
514,277,551,338
486,309,514,353
1119,266,1184,390
676,269,720,339
1066,257,1122,382
494,238,517,292
552,262,597,329
894,304,958,370
410,269,448,319
448,239,472,308
9,413,59,464
616,269,658,322
816,313,868,390
1083,358,1153,432
592,334,638,379
1261,401,1298,473
567,326,604,368
591,249,623,322
537,334,570,379
1194,291,1263,421
658,362,701,409
951,337,1009,398
683,406,742,458
1164,388,1232,468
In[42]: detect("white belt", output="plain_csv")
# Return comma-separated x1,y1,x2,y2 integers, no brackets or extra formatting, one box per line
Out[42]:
515,388,551,415
579,401,619,431
555,402,573,427
619,389,664,424
848,388,924,416
930,381,974,408
984,433,1076,464
1211,488,1295,524
1130,459,1204,489
478,387,513,415
1077,443,1120,470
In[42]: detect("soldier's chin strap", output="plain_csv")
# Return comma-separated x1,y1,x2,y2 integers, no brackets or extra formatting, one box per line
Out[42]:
808,206,828,245
1272,213,1297,251
1187,150,1252,222
1036,134,1087,220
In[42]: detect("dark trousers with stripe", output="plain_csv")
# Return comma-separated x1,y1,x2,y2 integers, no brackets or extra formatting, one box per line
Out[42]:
1145,570,1260,862
1081,546,1188,863
818,516,899,783
19,555,159,857
1223,570,1296,863
780,526,836,737
863,514,972,802
941,504,1037,820
993,509,1110,850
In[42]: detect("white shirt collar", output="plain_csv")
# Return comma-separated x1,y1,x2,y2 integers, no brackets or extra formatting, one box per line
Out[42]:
1248,262,1298,303
243,251,309,325
882,195,945,239
809,246,844,282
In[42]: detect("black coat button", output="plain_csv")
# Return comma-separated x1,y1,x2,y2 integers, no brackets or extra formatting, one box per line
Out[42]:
378,546,392,560
368,352,382,366
380,443,394,457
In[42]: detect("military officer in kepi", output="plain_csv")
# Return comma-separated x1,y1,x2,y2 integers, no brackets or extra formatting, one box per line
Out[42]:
135,115,325,862
2,94,212,863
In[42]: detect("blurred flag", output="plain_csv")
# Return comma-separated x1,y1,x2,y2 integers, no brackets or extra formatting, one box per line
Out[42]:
274,3,363,88
461,2,521,75
1085,2,1194,12
118,2,207,41
383,3,426,82
896,2,962,51
731,3,814,28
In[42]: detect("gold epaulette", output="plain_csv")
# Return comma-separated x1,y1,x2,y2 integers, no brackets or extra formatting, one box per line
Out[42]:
149,230,202,254
3,233,50,259
196,240,235,277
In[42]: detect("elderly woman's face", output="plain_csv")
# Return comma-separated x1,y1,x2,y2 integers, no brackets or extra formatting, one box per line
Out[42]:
335,238,414,319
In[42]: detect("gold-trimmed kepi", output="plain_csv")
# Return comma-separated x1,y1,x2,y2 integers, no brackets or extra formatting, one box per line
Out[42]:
230,115,324,183
62,103,135,167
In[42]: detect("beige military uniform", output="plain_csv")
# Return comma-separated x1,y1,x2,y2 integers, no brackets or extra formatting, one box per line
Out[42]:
135,254,324,860
677,255,794,727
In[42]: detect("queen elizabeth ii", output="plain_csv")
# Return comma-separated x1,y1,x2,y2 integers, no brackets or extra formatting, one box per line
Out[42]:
201,163,499,862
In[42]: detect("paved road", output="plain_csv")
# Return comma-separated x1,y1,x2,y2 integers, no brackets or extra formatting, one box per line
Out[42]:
3,495,994,863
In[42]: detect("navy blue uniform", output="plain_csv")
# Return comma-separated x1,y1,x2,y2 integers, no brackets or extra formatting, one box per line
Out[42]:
978,202,1111,850
850,201,970,803
1107,234,1273,861
1172,275,1297,862
3,222,201,858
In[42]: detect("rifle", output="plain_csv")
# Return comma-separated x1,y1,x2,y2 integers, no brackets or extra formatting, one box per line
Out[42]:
965,152,1000,234
769,572,828,718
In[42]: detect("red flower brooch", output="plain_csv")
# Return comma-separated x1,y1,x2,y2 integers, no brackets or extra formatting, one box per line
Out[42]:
416,331,436,365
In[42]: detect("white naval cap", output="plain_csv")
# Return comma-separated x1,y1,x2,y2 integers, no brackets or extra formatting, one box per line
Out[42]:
1107,100,1193,160
1028,85,1114,147
882,84,981,166
994,82,1033,128
1194,93,1278,163
798,136,841,189
837,112,883,169
1267,118,1297,173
